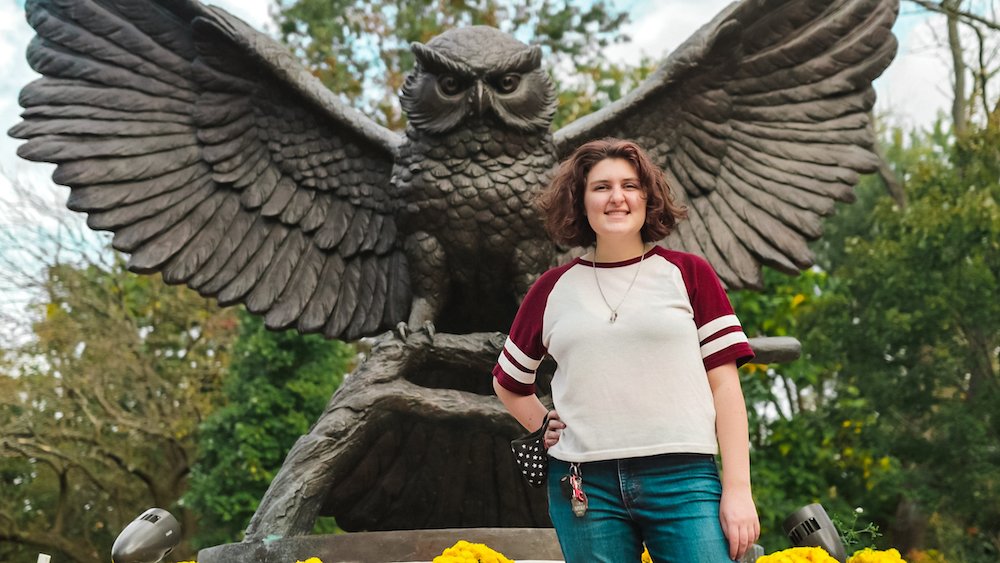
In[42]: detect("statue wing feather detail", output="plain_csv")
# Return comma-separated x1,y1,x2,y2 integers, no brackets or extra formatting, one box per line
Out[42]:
554,0,899,289
11,0,410,340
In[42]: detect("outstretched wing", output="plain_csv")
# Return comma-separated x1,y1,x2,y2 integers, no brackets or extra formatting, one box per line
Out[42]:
555,0,898,289
10,0,411,339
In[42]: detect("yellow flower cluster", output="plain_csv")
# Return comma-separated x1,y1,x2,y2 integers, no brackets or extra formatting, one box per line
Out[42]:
757,546,840,563
847,548,907,563
433,540,514,563
756,547,909,563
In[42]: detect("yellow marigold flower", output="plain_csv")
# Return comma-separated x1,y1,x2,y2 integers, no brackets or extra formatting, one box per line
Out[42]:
847,548,907,563
433,540,513,563
758,546,839,563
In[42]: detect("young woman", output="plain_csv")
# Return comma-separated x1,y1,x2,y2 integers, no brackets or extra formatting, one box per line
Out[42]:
493,138,760,562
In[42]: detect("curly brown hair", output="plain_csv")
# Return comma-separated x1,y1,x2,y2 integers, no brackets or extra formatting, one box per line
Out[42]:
536,138,687,247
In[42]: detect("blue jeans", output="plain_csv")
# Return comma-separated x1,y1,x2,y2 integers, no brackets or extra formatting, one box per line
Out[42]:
547,454,733,563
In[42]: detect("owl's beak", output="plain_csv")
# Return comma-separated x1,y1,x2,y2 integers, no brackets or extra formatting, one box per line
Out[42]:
475,80,486,116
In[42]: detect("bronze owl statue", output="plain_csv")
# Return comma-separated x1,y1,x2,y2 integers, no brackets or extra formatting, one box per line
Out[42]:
11,0,900,341
11,0,900,541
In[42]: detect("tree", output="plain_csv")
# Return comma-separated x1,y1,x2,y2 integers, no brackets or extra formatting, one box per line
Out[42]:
904,1,1000,135
0,236,237,562
826,114,998,560
740,111,999,560
184,311,354,549
731,268,899,551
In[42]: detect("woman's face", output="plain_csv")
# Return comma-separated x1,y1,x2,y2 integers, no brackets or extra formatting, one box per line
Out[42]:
583,158,647,243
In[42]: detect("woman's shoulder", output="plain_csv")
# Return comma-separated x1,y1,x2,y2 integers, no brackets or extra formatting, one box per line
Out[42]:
649,246,714,272
535,257,583,285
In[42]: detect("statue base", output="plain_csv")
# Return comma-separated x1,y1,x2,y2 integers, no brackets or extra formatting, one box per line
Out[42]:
197,528,562,562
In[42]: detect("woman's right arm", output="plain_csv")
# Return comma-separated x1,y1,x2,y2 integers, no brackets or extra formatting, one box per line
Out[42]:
493,378,548,431
492,378,566,447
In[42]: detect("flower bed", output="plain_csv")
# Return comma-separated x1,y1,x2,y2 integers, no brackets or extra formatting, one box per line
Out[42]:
179,543,911,562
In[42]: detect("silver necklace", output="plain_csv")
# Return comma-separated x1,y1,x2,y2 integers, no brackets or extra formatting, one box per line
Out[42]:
592,246,646,324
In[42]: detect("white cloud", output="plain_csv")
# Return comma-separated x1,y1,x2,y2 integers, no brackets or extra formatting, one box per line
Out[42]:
606,0,733,62
876,18,952,130
1,0,52,192
210,0,272,30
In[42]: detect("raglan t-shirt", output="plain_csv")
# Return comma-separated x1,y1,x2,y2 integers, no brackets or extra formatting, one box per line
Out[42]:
493,246,754,463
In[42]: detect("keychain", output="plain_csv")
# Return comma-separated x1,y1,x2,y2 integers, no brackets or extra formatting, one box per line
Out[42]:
559,462,588,517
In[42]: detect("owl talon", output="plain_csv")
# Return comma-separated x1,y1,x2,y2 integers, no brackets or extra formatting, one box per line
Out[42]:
395,322,409,340
394,320,436,342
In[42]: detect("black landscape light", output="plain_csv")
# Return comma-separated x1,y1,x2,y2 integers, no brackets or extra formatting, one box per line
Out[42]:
783,503,848,562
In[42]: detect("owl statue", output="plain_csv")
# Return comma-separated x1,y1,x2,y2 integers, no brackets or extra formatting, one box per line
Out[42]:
11,0,900,544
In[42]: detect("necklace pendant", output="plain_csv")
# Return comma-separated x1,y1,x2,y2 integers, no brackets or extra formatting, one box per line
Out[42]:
609,311,618,323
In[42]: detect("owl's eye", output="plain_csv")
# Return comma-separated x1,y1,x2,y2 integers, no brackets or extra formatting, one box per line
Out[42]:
437,75,464,96
494,73,521,94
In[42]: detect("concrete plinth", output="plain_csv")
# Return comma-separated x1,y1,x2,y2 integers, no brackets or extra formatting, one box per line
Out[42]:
198,528,562,563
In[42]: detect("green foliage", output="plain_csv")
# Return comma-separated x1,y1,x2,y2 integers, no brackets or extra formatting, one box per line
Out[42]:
734,116,1000,559
824,119,1000,560
0,253,236,563
184,310,353,547
833,509,883,551
271,0,640,130
732,269,898,550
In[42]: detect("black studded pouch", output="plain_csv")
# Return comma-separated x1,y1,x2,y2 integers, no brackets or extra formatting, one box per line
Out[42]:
510,413,550,488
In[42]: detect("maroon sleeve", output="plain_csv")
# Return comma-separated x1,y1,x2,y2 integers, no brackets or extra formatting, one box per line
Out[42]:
678,253,755,371
492,265,568,395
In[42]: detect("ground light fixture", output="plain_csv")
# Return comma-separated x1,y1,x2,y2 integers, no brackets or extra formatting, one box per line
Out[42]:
111,508,182,563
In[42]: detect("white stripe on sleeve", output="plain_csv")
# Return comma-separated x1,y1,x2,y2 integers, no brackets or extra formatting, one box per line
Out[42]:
697,314,742,342
503,337,542,371
700,331,750,359
498,353,535,384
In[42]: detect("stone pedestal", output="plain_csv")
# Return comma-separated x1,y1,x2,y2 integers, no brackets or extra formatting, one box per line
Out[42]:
198,528,562,563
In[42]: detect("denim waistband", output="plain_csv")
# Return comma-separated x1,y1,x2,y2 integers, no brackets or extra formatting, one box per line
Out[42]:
552,452,715,468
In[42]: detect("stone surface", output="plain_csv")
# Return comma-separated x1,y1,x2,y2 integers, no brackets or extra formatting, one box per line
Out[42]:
243,331,553,541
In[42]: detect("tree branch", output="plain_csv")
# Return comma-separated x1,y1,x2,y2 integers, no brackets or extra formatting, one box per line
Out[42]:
0,528,93,563
970,23,993,119
875,135,907,207
945,0,969,135
906,0,1000,32
1,436,108,494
